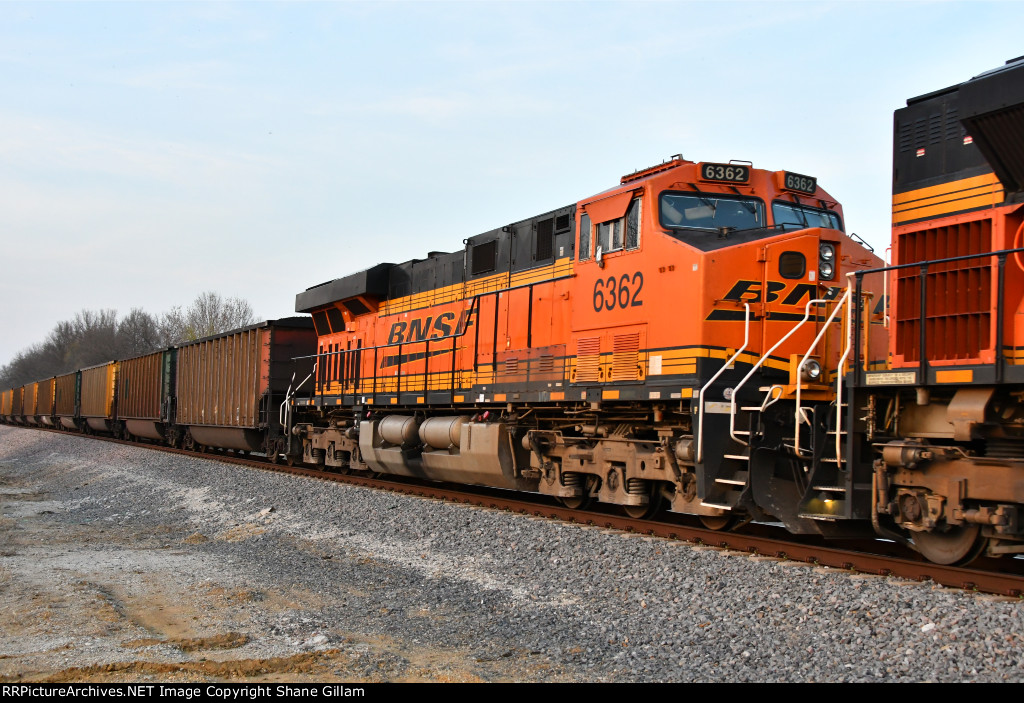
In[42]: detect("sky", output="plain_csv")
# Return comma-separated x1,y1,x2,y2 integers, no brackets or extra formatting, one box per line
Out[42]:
1,0,1021,366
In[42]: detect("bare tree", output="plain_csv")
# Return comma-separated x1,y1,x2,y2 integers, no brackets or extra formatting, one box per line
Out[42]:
161,291,257,344
66,309,118,370
1,293,259,388
158,306,188,347
116,308,162,358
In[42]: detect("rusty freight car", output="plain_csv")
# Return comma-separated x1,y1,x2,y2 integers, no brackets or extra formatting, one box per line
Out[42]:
54,371,80,430
79,362,118,434
35,377,55,426
118,348,176,442
22,382,39,425
11,385,25,424
175,318,316,459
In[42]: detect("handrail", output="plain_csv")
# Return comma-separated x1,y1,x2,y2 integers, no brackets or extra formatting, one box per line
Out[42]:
278,363,317,458
299,295,482,399
279,365,317,430
882,245,891,329
729,298,830,448
696,303,750,464
793,288,851,457
852,245,1024,382
852,245,1024,277
835,274,856,467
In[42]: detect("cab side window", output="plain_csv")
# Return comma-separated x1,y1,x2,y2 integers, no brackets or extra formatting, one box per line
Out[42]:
596,198,641,255
579,214,592,261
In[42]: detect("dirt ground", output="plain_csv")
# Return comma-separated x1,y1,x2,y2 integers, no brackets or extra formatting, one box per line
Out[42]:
0,429,565,683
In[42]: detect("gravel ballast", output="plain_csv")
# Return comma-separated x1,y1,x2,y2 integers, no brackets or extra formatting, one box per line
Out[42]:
1,425,1023,682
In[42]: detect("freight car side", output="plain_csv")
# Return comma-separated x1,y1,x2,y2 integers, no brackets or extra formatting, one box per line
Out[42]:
117,348,176,442
175,318,316,458
54,371,79,430
22,382,39,426
79,362,118,434
36,377,55,426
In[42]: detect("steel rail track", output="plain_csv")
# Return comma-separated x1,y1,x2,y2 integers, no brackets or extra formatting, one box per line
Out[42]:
12,424,1024,599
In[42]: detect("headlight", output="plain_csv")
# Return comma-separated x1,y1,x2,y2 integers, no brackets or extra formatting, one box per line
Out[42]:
819,243,835,261
801,359,822,382
819,261,834,280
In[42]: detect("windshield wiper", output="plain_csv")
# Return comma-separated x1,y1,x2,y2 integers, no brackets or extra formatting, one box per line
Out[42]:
686,183,717,213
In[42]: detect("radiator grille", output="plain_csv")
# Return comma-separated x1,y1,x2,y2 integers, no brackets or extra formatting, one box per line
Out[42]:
576,337,601,382
612,333,640,381
895,219,992,362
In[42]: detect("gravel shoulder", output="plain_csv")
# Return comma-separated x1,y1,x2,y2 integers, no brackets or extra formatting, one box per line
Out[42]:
1,425,1023,683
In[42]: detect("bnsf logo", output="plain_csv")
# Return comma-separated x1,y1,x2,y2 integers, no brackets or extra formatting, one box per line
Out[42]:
708,279,885,321
387,310,475,344
721,280,842,305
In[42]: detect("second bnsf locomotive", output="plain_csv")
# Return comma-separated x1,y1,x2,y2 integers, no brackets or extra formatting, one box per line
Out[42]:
291,156,885,539
846,57,1024,564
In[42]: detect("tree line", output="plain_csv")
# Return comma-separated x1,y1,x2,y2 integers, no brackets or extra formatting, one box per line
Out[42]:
0,292,257,389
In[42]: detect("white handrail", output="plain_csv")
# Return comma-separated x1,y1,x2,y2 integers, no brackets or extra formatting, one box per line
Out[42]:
696,303,750,464
794,289,852,457
835,274,857,468
728,298,831,447
279,364,317,430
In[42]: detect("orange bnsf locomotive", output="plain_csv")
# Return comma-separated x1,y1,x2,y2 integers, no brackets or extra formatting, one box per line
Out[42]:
844,57,1024,564
291,156,885,537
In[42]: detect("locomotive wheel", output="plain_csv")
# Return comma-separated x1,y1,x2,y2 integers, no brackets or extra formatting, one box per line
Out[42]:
699,515,741,531
560,495,592,510
623,487,663,519
913,524,986,566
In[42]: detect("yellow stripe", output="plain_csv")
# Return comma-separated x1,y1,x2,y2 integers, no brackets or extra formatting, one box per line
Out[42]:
892,173,1003,224
378,258,574,316
892,173,999,205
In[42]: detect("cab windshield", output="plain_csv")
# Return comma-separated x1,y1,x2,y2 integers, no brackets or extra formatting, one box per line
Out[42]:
772,202,843,231
659,192,765,233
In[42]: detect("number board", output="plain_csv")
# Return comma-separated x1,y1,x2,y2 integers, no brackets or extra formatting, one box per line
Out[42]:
781,171,817,194
699,162,750,184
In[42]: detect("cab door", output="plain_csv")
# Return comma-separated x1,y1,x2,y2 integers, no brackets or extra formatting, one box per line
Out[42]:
571,191,647,390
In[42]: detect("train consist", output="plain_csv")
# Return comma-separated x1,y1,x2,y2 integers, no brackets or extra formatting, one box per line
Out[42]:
4,59,1024,566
